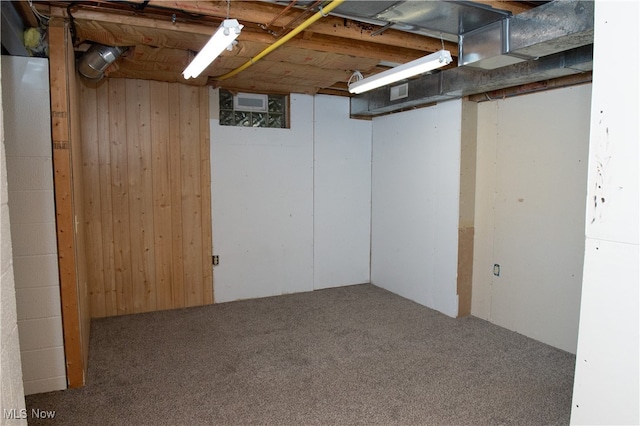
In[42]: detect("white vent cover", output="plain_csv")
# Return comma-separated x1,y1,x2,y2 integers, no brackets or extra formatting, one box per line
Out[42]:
234,93,268,112
390,83,409,101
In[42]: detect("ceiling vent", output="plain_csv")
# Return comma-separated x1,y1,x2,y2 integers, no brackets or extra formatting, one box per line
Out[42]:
390,83,409,101
78,44,127,81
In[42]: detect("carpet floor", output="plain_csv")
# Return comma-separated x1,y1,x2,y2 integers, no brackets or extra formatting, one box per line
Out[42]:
26,284,575,425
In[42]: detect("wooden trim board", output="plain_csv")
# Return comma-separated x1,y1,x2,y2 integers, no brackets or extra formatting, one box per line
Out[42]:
49,19,86,388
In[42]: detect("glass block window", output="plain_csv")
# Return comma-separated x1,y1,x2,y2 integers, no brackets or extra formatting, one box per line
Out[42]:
219,89,288,128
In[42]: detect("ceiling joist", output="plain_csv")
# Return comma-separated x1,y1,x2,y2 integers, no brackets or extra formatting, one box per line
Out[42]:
28,1,545,96
148,1,457,53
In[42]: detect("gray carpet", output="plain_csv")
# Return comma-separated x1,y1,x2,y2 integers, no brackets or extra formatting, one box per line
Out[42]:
26,284,575,425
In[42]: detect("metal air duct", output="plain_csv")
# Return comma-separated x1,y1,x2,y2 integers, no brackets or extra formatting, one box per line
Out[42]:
351,45,593,116
78,44,127,80
351,0,595,116
459,0,594,69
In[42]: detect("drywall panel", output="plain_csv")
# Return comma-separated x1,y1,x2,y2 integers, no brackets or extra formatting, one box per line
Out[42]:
370,100,462,318
470,103,498,320
2,56,66,394
211,91,314,302
571,2,639,423
1,57,27,422
572,240,639,423
472,85,591,353
313,95,371,290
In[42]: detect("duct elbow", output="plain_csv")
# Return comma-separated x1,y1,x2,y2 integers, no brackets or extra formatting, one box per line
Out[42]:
78,44,127,81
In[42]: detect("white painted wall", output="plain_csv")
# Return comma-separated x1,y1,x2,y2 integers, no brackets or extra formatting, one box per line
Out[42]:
210,91,372,302
0,56,27,425
571,1,639,423
210,91,315,302
469,102,497,319
370,100,462,318
472,85,591,353
1,57,66,395
313,95,371,289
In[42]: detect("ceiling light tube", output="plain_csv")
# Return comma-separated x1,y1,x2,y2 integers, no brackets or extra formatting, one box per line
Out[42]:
183,19,243,80
348,49,453,94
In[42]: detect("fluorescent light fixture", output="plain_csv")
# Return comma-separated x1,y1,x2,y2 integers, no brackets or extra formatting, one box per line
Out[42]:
348,49,453,94
183,19,243,80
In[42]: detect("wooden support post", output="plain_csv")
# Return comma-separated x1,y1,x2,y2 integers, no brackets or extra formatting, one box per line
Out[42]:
49,19,86,388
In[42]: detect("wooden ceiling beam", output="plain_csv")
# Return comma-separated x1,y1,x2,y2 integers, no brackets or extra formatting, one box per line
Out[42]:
215,59,352,86
73,18,210,51
65,8,436,68
213,79,322,95
127,45,190,63
230,41,380,72
51,2,454,54
147,0,457,53
468,1,538,16
111,57,188,74
106,68,206,86
46,1,508,95
54,4,455,60
50,6,219,36
12,1,40,28
287,33,430,65
148,1,301,28
317,88,351,98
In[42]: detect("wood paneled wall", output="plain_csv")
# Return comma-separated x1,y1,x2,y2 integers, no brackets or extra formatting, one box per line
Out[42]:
79,78,212,317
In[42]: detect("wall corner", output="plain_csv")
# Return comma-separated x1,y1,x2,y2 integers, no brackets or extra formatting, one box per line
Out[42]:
457,100,478,317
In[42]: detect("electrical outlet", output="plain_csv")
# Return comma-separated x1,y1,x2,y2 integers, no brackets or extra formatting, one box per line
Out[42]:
212,255,219,266
493,264,500,276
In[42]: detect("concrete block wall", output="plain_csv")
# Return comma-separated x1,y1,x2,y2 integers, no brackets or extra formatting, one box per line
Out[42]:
2,56,66,395
1,58,27,424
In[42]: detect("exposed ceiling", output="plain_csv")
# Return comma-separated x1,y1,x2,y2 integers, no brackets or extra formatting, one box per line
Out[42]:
7,0,560,97
6,0,593,114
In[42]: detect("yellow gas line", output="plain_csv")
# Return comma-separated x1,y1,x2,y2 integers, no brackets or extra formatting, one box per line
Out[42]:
215,0,345,81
